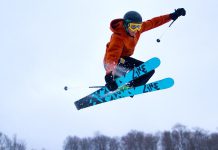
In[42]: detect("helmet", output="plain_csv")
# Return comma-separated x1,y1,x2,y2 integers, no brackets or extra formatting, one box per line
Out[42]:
123,11,142,23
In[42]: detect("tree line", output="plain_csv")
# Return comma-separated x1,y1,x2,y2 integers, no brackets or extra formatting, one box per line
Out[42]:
1,124,218,150
63,124,218,150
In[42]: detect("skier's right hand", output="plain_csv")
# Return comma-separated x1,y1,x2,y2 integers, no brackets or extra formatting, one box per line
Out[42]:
105,72,118,91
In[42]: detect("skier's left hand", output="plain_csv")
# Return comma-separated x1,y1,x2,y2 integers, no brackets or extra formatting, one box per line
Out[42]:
170,8,186,21
105,72,118,91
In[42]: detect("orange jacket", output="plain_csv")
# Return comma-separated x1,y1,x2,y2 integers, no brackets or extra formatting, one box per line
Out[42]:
104,14,172,74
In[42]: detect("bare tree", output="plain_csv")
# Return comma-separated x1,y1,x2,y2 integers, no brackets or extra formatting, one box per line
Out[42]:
121,130,138,150
161,125,212,150
143,133,159,150
172,124,187,150
121,130,159,150
11,135,26,150
0,133,26,150
92,133,110,150
134,131,145,150
161,131,173,150
208,133,218,150
63,136,80,150
191,128,209,150
108,137,120,150
0,132,11,150
79,137,92,150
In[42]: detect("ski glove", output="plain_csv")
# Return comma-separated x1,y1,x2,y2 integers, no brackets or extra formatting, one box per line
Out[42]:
105,72,118,91
170,8,186,21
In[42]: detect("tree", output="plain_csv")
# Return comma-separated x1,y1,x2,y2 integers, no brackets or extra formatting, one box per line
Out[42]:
92,133,110,150
0,132,11,150
161,131,173,150
121,130,141,150
108,137,120,150
63,136,80,150
143,133,159,150
121,130,159,150
208,133,218,150
0,133,26,150
191,128,209,150
79,137,92,150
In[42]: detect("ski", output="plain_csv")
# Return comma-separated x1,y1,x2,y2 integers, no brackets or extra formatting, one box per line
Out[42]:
74,57,161,110
75,78,174,110
103,77,174,102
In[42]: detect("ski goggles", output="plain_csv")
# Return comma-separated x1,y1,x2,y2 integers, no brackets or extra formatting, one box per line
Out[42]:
128,23,142,32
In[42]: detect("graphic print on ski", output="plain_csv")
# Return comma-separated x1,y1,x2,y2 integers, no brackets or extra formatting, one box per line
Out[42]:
103,77,174,101
75,78,174,110
74,57,161,110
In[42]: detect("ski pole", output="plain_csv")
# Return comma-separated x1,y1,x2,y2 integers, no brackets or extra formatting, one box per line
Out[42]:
156,19,177,43
89,86,105,88
64,85,104,91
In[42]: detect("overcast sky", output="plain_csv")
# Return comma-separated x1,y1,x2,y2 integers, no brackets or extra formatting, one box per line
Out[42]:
1,0,218,149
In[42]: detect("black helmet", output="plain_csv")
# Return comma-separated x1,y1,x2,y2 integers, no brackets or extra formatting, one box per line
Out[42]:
123,11,142,23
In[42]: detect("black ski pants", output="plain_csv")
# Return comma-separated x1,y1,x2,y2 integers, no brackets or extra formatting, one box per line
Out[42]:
114,56,155,87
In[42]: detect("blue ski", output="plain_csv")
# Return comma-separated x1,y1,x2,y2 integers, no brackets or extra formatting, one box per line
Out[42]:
103,77,174,102
74,57,161,110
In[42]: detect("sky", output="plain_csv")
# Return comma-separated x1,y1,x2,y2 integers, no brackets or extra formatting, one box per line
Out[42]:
0,0,218,149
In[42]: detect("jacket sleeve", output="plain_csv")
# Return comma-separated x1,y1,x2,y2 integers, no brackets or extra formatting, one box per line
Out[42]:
104,34,124,74
140,14,172,33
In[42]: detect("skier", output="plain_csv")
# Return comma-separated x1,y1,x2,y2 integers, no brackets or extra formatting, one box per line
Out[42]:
104,8,186,91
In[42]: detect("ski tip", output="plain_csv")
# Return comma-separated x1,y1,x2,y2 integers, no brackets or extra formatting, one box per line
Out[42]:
150,57,161,67
165,78,175,86
74,101,81,110
152,57,161,62
157,77,175,90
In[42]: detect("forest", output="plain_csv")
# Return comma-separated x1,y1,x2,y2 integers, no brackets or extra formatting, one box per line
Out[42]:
1,124,218,150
